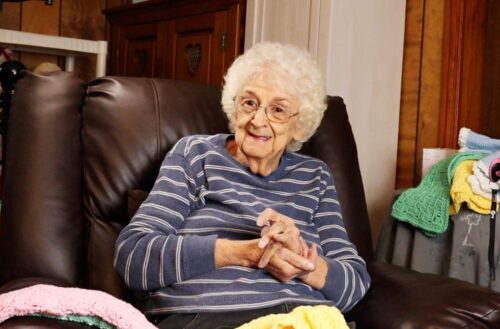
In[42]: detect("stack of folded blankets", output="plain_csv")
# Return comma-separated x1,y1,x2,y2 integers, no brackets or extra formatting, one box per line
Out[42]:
392,128,500,236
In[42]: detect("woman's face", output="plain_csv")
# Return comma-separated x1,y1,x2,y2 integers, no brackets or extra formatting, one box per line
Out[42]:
233,72,303,167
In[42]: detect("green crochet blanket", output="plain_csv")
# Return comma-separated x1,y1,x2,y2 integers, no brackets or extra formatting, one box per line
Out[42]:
29,313,115,329
391,152,485,236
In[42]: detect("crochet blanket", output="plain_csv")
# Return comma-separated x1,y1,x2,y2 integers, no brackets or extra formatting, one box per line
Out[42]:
236,305,348,329
391,152,485,236
0,284,156,329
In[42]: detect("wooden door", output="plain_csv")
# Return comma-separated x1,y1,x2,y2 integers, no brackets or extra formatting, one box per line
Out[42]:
164,12,226,85
116,22,165,77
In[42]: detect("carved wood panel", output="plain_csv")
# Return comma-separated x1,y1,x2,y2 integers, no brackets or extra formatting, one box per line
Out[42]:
120,22,162,77
105,0,245,86
167,13,222,85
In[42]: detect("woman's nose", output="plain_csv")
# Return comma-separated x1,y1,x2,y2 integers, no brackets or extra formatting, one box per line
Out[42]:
250,106,268,126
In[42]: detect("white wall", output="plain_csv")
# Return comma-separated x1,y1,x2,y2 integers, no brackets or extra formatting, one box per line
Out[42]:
245,0,406,239
326,1,406,237
244,0,331,73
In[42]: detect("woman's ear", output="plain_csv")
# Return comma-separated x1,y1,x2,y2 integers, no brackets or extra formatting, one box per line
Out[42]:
230,110,238,127
292,124,306,142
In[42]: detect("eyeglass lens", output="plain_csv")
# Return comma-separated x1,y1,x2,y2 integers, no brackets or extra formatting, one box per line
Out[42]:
236,97,293,123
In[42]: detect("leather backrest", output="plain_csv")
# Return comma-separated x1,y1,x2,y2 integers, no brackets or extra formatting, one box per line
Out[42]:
301,97,373,261
82,77,229,300
0,73,372,302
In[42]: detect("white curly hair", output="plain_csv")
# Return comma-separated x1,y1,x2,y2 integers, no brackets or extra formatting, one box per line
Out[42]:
221,41,327,152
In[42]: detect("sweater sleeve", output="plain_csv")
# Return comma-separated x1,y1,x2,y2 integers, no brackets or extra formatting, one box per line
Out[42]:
313,167,371,312
114,152,216,292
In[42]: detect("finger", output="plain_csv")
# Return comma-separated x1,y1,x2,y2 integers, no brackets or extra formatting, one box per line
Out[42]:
265,255,300,282
307,243,318,261
299,237,309,257
272,231,301,254
258,241,282,268
277,248,315,271
260,224,271,237
258,222,285,248
256,208,277,227
272,224,299,240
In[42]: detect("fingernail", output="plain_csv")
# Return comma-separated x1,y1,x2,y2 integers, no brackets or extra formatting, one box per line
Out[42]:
258,239,266,248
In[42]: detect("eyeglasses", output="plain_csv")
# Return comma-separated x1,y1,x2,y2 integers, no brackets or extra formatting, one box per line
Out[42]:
233,96,298,124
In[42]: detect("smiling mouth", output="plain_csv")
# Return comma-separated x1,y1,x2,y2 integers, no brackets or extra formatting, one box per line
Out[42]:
249,132,271,141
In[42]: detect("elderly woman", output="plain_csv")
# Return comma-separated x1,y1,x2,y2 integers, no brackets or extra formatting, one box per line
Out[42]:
114,42,370,328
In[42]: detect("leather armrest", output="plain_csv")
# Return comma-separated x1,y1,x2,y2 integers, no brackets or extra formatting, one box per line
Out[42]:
0,277,72,294
346,261,500,328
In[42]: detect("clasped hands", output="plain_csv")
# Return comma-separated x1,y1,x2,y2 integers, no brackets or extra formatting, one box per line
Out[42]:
255,208,319,284
215,208,327,288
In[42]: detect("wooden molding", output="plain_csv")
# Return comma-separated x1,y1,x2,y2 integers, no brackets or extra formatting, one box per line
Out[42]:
439,0,464,148
481,0,500,139
439,0,487,148
395,0,425,188
396,0,446,188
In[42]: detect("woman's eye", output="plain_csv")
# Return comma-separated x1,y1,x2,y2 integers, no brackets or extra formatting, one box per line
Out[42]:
272,106,286,114
243,99,257,107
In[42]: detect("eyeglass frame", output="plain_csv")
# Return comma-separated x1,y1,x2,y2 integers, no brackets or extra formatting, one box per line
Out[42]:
233,95,299,124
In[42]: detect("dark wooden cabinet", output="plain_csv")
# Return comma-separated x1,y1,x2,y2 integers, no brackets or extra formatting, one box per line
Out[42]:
104,0,245,86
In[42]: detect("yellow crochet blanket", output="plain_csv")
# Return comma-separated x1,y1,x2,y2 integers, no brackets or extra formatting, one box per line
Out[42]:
449,160,497,215
236,305,348,329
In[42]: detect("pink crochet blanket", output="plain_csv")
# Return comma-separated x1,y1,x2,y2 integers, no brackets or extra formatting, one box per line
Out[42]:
0,284,157,329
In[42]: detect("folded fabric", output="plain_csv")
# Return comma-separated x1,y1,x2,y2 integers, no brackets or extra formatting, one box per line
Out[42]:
450,160,497,215
468,164,492,198
236,305,348,329
0,284,156,329
481,151,500,182
391,152,485,236
468,161,498,198
459,127,500,154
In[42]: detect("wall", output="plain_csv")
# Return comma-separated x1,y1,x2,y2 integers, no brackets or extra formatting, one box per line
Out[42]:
244,0,331,74
245,0,406,240
327,1,406,240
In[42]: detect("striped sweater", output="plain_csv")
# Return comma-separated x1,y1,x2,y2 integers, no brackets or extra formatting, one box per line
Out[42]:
114,134,370,315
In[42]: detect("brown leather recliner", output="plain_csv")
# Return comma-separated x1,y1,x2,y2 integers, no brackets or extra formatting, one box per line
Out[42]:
0,71,499,328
